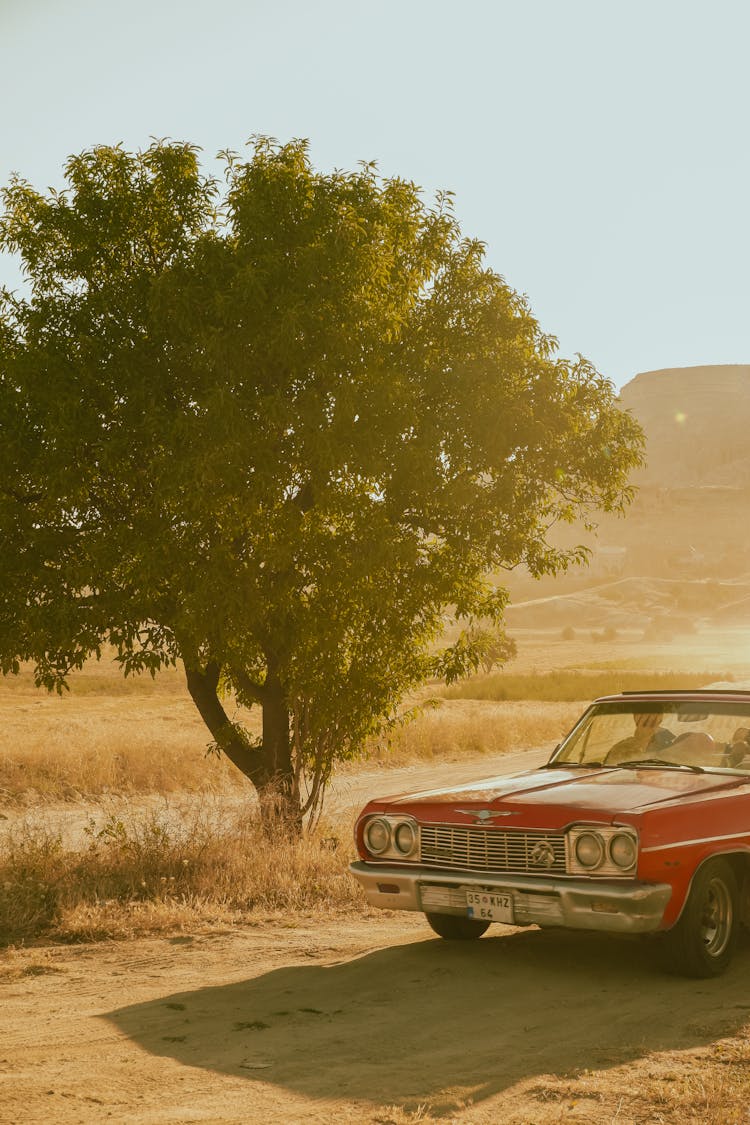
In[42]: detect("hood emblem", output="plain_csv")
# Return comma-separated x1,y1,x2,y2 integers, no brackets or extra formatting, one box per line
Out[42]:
455,808,520,823
529,840,556,868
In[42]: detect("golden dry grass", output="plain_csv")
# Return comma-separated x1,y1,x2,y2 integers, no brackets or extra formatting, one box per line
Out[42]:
2,628,741,804
505,1039,750,1124
0,673,257,804
441,668,734,702
0,658,579,804
364,699,579,765
501,625,750,679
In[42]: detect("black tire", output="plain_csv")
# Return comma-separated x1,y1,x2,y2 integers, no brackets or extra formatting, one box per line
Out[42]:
658,858,738,978
424,912,490,940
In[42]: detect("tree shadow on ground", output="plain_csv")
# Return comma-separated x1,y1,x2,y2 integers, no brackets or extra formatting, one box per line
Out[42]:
104,925,750,1116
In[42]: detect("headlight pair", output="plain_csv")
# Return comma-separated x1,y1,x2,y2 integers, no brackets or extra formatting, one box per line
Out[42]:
363,816,419,860
568,826,637,875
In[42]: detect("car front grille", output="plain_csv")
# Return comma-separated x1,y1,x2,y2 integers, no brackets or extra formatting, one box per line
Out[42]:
419,824,567,875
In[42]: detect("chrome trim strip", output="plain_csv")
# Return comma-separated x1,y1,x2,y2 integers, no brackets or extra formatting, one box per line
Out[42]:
642,831,750,853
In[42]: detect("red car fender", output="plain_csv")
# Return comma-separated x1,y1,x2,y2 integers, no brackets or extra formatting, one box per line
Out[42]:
639,841,750,929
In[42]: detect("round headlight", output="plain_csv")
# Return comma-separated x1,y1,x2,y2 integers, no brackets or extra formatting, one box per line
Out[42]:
609,833,637,870
575,832,604,869
364,818,391,855
394,821,416,855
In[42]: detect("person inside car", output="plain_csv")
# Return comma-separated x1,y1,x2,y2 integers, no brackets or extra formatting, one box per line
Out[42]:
605,711,675,765
723,726,750,767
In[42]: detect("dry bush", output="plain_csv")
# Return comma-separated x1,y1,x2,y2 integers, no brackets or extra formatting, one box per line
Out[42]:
364,700,578,765
0,804,361,946
590,625,618,643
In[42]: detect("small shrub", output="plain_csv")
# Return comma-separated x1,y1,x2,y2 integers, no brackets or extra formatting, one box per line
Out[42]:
477,631,518,675
591,625,618,643
0,827,65,943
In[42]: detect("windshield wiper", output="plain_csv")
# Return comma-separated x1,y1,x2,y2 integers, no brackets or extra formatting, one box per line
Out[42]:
544,761,606,769
614,758,705,774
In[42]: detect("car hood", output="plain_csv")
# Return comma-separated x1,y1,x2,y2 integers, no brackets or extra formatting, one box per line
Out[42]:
378,765,744,818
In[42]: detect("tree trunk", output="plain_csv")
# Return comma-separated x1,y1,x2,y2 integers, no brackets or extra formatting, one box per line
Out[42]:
184,659,301,832
258,668,300,831
184,661,263,782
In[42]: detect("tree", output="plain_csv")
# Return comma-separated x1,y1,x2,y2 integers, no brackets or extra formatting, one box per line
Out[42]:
0,138,644,824
453,624,517,677
476,629,518,677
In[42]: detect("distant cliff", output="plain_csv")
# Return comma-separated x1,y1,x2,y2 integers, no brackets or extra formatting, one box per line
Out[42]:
503,363,750,605
619,364,750,487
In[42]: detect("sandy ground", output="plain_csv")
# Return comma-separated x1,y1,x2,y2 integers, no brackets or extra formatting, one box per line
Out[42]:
3,913,750,1125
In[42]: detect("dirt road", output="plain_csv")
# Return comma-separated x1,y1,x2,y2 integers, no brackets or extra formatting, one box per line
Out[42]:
4,913,750,1125
2,745,552,845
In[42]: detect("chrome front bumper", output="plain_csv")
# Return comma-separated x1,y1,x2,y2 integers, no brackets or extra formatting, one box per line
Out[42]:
349,861,672,935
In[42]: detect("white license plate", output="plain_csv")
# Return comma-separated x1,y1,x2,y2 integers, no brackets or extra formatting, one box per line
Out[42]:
466,890,514,923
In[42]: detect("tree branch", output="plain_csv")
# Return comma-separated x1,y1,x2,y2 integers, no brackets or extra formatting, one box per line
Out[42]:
0,486,44,505
232,666,267,705
184,659,264,783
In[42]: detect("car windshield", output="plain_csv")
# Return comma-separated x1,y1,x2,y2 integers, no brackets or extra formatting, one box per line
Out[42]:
552,699,750,773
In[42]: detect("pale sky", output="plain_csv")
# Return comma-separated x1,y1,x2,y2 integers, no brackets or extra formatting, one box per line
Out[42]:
2,0,748,389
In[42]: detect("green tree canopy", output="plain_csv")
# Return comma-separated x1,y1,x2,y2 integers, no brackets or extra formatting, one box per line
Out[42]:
0,138,643,821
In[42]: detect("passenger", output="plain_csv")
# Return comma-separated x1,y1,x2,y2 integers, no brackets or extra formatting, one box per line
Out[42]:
723,726,750,767
667,730,717,766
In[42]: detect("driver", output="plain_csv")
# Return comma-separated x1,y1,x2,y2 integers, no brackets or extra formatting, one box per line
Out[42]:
605,711,674,766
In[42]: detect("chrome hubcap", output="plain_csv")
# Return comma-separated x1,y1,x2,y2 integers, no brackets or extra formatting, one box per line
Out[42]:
700,877,732,957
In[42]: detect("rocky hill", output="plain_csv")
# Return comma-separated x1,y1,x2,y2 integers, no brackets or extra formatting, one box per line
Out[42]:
619,364,750,487
502,364,750,625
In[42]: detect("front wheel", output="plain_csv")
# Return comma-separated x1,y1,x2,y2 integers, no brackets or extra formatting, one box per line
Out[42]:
425,912,490,940
659,858,738,977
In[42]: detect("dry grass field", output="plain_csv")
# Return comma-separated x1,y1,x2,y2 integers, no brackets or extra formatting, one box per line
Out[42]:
4,625,746,806
4,623,750,1121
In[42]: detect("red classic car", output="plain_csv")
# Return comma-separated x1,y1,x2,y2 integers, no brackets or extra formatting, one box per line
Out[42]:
350,690,750,977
